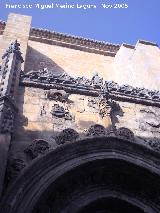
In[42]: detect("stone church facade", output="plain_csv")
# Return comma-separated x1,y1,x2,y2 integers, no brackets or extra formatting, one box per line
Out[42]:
0,13,160,212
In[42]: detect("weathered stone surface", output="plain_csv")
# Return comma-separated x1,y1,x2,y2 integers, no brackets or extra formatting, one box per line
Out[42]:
0,13,31,68
1,13,160,207
0,134,11,197
113,42,160,90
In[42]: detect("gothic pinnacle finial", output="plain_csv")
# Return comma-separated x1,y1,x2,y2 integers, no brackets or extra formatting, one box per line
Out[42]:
2,40,24,63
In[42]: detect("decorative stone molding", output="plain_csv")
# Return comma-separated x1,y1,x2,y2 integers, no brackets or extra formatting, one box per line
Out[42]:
55,128,79,145
50,104,72,120
55,125,134,145
2,40,24,62
0,41,23,133
146,138,160,152
20,70,160,107
115,127,135,142
85,125,135,142
0,105,14,133
105,81,160,103
47,89,69,102
30,28,120,56
86,124,106,137
24,139,50,159
6,158,26,185
51,104,65,118
2,138,160,213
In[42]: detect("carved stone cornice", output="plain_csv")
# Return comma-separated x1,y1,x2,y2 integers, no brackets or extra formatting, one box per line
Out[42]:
30,28,120,56
104,81,160,107
20,70,160,107
0,21,119,56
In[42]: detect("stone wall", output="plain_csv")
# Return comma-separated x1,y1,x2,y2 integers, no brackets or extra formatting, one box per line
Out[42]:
24,40,114,80
7,86,160,175
1,13,160,192
24,40,160,91
0,13,31,68
113,42,160,90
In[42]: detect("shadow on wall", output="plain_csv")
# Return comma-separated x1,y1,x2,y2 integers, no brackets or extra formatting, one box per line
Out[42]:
24,46,66,75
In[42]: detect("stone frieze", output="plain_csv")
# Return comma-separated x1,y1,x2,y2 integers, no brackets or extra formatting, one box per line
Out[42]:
20,69,160,106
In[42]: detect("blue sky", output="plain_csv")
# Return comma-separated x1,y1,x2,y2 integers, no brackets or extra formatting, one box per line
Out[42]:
0,0,160,45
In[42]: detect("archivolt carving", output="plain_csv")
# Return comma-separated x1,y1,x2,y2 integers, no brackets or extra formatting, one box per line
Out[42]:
55,128,79,145
6,158,26,185
87,124,106,137
85,125,134,142
116,127,135,142
24,139,50,159
147,138,160,152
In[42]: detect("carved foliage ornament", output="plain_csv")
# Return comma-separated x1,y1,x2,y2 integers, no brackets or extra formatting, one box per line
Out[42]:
105,81,160,102
87,124,106,137
115,127,135,142
24,139,50,159
21,70,160,103
55,128,79,145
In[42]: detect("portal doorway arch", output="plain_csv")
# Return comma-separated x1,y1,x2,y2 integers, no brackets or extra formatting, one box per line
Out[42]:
1,137,160,212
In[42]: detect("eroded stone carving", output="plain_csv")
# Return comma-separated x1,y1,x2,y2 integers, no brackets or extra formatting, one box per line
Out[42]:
87,124,106,137
2,40,23,62
147,138,160,152
105,81,160,102
51,104,65,118
51,104,73,120
116,127,135,142
24,139,50,159
98,98,111,118
0,41,23,133
40,105,46,116
91,72,103,89
47,89,69,102
6,158,26,184
0,106,14,133
55,128,79,145
21,69,160,104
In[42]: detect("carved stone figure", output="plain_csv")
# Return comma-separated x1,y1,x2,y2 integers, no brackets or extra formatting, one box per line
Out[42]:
24,139,50,159
91,72,103,89
55,128,79,145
